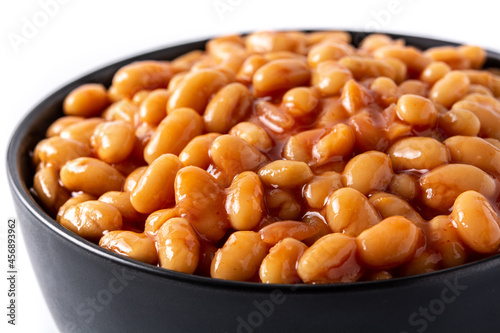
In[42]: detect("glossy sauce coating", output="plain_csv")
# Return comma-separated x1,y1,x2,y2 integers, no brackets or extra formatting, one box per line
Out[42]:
32,30,500,284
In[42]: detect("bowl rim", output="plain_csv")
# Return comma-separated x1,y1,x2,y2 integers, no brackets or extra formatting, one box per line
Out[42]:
7,29,500,293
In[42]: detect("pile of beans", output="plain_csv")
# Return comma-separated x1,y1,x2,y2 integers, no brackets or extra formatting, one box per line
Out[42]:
32,30,500,284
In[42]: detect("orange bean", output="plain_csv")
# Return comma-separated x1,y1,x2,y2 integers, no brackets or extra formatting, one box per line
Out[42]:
297,233,362,284
259,221,319,245
356,216,423,269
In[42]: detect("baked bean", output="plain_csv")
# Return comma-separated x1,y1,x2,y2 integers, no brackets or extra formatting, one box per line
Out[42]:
307,31,351,45
175,166,228,242
229,122,272,153
315,97,350,127
258,160,313,188
425,46,470,70
444,136,500,176
300,213,332,246
452,100,500,140
253,59,310,96
461,70,495,90
368,192,426,227
264,51,308,63
326,187,381,236
384,115,413,142
384,58,407,84
374,45,431,74
56,193,95,222
203,82,251,133
100,231,158,265
167,72,188,92
33,165,71,216
438,108,481,137
211,231,268,281
63,83,109,117
283,128,324,163
171,50,205,73
264,50,306,61
387,137,449,171
111,61,173,99
139,89,169,126
463,93,500,110
303,171,343,209
259,238,307,284
396,94,437,127
255,99,295,132
132,90,151,105
282,87,320,117
359,34,403,53
123,166,146,193
187,54,216,72
207,35,245,56
451,191,500,254
364,271,393,281
430,71,470,108
428,215,467,268
179,133,220,169
339,56,396,81
217,53,248,76
167,68,229,114
210,135,269,183
485,138,500,149
398,250,441,277
144,208,178,238
398,79,428,97
246,31,306,54
312,123,355,164
297,233,362,284
60,157,125,196
312,61,353,96
34,136,91,169
420,164,497,211
144,107,203,164
130,154,182,214
98,191,143,224
357,216,423,269
341,79,373,115
370,77,400,106
342,151,394,195
46,116,85,137
107,86,121,103
236,54,268,84
490,76,500,97
419,61,451,86
260,221,319,245
265,189,302,221
103,100,138,126
458,45,486,69
308,41,354,67
59,117,105,145
60,200,123,241
157,217,200,274
226,171,264,231
91,121,135,164
388,173,419,201
348,110,389,151
463,94,500,112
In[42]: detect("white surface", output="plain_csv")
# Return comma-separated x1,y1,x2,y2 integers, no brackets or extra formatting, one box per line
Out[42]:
1,0,500,332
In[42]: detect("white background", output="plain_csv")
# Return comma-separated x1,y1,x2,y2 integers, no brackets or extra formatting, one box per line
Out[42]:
1,0,500,332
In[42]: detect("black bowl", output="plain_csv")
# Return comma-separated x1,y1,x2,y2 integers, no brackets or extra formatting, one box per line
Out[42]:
7,31,500,333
